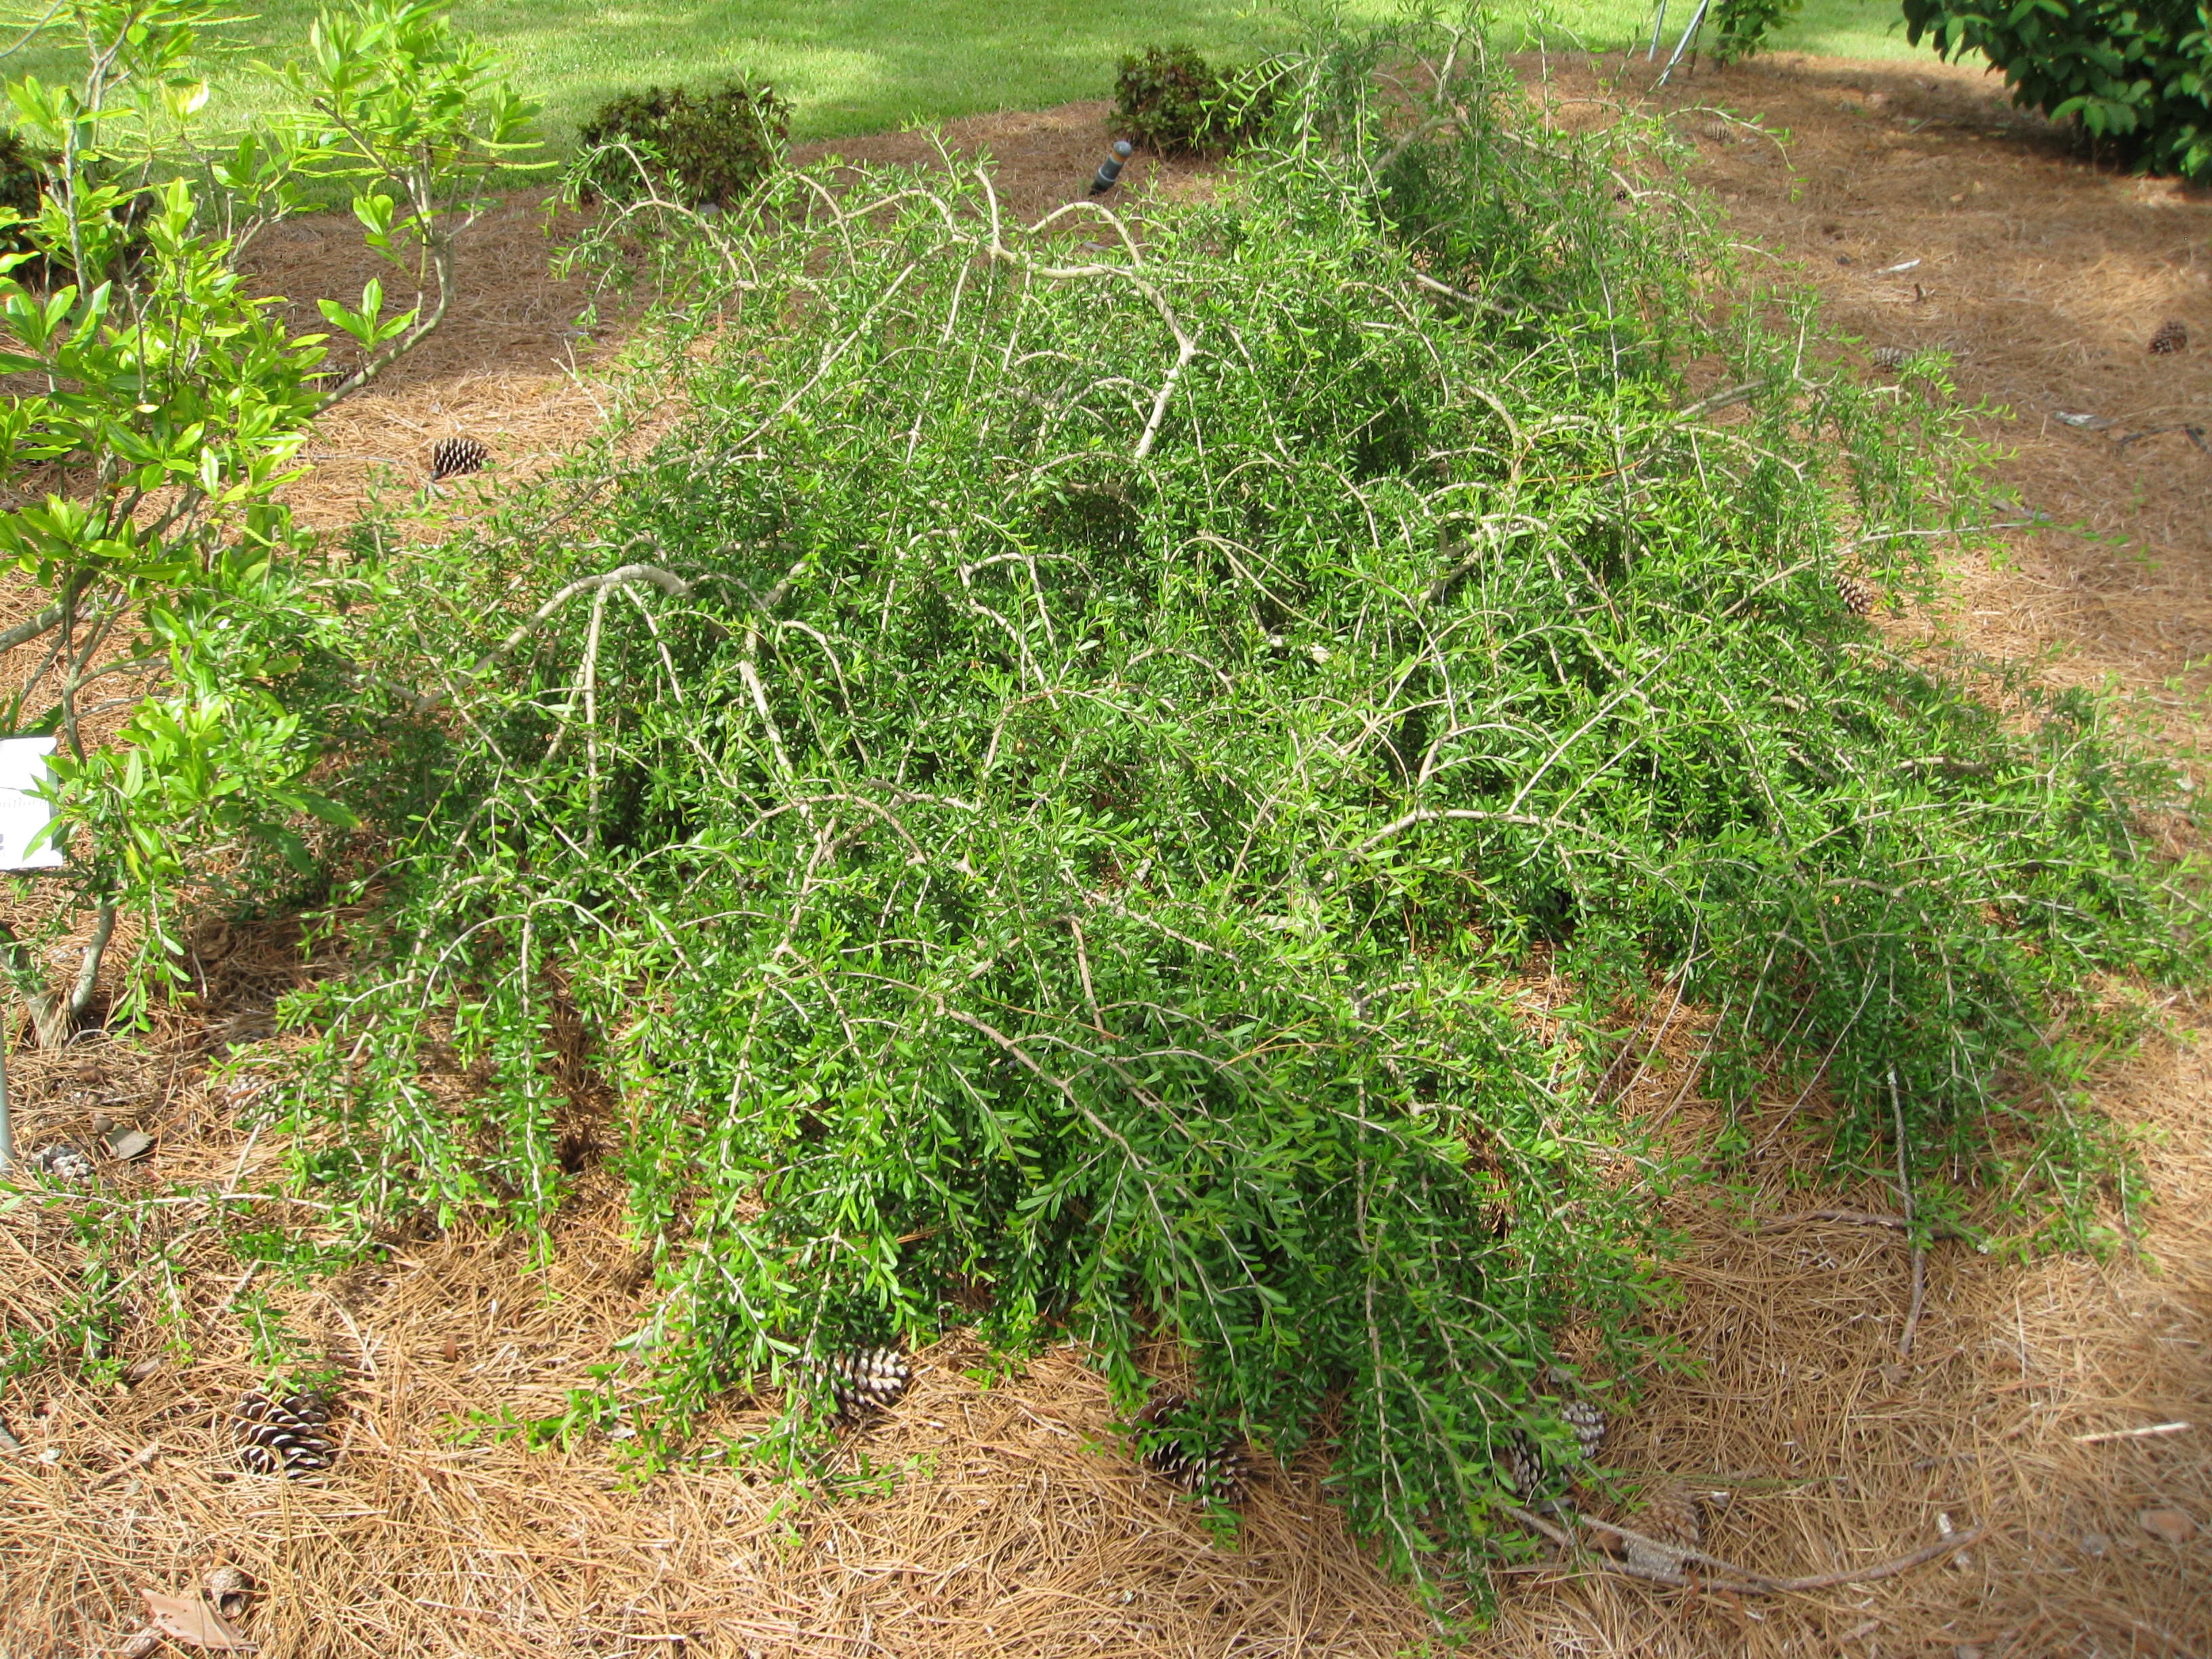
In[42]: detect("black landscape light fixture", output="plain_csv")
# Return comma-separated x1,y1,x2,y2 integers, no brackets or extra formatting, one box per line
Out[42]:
0,735,62,1176
1089,139,1134,197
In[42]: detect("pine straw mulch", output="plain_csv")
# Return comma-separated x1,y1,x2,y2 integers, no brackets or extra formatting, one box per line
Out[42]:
0,1020,1429,1658
4,54,2211,1659
1490,985,2209,1659
3,992,2203,1658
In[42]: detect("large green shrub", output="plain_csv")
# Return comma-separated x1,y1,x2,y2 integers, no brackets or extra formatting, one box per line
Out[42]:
1710,0,1807,63
577,79,790,207
258,9,2193,1606
1903,0,2211,179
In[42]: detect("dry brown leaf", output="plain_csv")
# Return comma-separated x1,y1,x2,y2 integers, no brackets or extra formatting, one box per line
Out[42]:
2138,1507,2196,1544
142,1589,256,1652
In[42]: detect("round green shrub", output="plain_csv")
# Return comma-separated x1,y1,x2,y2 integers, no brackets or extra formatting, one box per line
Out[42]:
577,79,790,207
1111,43,1280,156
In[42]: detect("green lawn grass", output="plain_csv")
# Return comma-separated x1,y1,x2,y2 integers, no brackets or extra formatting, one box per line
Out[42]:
1768,0,1933,60
1,0,1945,150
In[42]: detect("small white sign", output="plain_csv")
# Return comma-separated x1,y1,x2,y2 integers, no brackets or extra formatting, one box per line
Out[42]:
0,736,62,870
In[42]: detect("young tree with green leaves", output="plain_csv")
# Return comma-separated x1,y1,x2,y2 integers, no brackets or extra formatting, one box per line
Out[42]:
0,0,538,1160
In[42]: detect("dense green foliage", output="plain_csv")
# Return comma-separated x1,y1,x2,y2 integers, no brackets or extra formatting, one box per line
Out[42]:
1111,43,1280,155
577,79,790,208
229,12,2200,1595
1901,0,2212,179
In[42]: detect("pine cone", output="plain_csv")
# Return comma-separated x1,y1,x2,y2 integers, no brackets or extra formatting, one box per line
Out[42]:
1136,1391,1250,1502
1868,344,1909,369
1498,1395,1607,1500
28,1143,95,1183
428,435,490,483
1637,1480,1703,1551
1147,1439,1248,1500
233,1387,337,1477
1560,1397,1609,1454
810,1347,911,1423
213,1073,274,1117
1613,1480,1703,1578
1498,1428,1550,1499
1835,571,1879,616
205,1565,254,1616
2148,319,2187,356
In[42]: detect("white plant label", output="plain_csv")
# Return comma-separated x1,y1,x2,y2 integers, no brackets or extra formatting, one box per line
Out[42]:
0,736,63,869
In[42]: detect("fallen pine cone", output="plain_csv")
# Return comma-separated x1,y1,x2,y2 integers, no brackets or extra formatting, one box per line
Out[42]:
28,1143,96,1183
234,1387,337,1477
1498,1385,1610,1502
428,434,490,483
1136,1391,1250,1503
1835,571,1879,616
1626,1480,1705,1576
1499,1429,1551,1500
2148,319,2187,356
212,1073,274,1117
805,1347,912,1424
1561,1397,1609,1454
205,1564,254,1616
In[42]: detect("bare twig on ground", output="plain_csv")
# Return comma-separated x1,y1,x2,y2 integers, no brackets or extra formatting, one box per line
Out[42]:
1506,1504,1988,1595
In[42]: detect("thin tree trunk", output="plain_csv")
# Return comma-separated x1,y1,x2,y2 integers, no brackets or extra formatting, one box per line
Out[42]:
68,903,115,1019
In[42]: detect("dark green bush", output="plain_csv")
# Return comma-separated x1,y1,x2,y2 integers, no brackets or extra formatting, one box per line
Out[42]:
1901,0,2211,180
577,78,790,207
0,127,56,276
1111,43,1278,155
0,128,44,226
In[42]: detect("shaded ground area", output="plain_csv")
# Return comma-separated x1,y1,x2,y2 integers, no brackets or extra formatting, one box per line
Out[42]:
1618,54,2212,718
3,54,2208,1659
